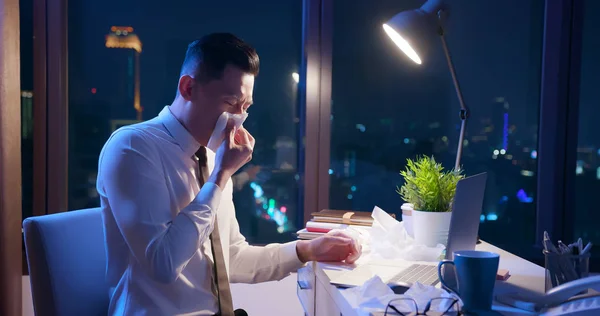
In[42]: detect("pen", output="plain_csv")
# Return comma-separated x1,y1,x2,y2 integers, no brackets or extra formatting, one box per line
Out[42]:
581,242,593,255
569,243,578,255
544,232,559,254
558,241,570,254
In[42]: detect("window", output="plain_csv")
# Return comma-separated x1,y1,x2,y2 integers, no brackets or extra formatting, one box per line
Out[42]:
574,0,600,254
20,0,34,221
67,1,303,244
328,0,544,257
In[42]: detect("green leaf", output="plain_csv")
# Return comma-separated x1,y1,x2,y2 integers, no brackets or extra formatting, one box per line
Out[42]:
397,155,464,212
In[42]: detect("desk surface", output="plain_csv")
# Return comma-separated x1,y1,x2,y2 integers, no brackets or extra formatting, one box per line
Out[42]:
310,241,545,316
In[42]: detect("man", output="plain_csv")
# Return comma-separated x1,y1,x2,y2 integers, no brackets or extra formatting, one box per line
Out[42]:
97,33,360,316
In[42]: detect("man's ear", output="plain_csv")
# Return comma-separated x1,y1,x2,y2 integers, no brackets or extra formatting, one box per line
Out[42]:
178,75,194,100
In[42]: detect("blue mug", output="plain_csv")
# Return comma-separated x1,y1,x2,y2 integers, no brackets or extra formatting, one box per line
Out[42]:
438,250,500,312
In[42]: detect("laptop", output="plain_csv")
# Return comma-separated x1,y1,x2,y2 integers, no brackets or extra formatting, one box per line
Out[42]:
329,172,488,288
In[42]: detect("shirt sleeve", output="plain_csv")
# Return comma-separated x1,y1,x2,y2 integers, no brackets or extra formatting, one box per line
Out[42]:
98,128,222,284
225,197,305,284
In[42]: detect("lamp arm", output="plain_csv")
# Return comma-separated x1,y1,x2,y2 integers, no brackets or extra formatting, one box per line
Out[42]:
439,28,468,172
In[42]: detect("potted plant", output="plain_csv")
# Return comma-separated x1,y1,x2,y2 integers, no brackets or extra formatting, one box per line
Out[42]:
397,156,464,247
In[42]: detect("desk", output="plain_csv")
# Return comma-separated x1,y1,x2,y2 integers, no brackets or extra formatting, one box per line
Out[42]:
297,241,545,316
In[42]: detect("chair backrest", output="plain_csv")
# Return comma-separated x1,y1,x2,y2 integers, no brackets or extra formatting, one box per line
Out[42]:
23,208,109,316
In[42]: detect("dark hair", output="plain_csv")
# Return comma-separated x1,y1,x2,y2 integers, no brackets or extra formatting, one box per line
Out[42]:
179,33,259,84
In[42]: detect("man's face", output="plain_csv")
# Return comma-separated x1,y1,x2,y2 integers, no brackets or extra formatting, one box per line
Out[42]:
193,64,254,124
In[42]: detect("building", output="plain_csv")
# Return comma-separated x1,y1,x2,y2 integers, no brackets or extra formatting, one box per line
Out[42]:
104,26,143,121
21,91,33,139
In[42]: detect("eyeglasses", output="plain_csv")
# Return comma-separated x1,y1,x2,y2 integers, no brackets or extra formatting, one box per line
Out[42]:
384,297,462,316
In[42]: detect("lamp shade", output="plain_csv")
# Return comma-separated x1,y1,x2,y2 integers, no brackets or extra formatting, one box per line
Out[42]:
383,0,444,64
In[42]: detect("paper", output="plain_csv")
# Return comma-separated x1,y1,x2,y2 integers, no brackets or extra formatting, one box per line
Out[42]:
345,276,397,311
366,206,445,262
345,275,460,314
327,228,364,264
206,111,248,152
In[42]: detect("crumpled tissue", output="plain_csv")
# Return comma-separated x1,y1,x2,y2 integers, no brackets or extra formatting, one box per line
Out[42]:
207,112,248,152
367,206,445,262
326,228,364,264
345,275,460,314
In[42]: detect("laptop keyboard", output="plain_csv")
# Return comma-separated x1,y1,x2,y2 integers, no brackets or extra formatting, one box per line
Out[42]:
388,264,440,286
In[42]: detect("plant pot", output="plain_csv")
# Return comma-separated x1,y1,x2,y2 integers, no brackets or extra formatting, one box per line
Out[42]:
401,203,414,238
412,210,452,247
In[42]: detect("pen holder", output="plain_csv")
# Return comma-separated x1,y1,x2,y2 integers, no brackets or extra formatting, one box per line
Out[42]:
544,250,590,293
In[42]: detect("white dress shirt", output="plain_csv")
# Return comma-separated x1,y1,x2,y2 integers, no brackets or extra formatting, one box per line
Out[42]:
97,106,304,316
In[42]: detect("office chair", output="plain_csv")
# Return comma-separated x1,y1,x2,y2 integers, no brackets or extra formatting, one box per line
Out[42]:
23,208,109,316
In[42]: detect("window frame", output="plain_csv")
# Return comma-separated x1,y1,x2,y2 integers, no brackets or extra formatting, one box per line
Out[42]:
45,0,69,215
300,0,333,226
1,0,25,310
536,0,583,264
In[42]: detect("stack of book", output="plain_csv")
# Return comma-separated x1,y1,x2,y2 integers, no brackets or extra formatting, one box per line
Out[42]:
296,209,395,240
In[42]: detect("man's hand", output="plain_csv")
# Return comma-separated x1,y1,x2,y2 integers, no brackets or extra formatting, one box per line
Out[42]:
210,121,255,188
296,231,361,264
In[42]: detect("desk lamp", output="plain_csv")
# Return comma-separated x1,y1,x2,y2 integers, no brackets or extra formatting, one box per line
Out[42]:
383,0,467,171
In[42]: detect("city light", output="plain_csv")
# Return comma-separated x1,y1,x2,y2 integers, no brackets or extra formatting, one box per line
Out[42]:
500,149,506,155
329,169,334,175
503,113,509,150
91,88,97,94
516,189,534,203
531,150,538,159
249,183,290,233
521,170,535,177
356,124,366,132
486,213,498,221
292,72,299,83
493,149,500,155
250,182,264,198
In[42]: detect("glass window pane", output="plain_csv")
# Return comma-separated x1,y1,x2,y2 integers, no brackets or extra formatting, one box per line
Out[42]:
329,0,544,257
68,1,303,244
574,0,600,254
20,0,34,221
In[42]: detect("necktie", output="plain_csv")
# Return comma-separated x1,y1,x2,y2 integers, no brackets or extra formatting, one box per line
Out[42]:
195,146,234,316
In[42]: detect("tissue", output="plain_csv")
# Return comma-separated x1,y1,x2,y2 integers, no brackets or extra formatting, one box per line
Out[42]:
345,276,397,311
346,275,460,314
367,206,445,262
207,112,248,152
327,228,364,264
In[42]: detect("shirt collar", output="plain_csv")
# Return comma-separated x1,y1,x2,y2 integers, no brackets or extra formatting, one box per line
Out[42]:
158,106,201,158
